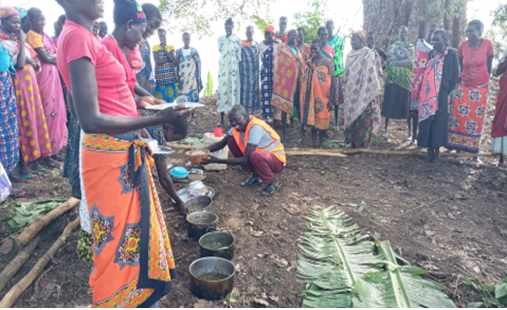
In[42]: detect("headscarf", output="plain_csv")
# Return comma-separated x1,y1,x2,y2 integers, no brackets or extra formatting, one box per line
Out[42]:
113,0,146,24
15,7,27,19
0,6,19,20
264,25,275,34
225,17,234,27
353,30,367,43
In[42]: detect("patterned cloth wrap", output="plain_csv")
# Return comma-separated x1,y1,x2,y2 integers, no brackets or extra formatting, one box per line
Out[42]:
176,47,201,102
271,44,303,116
411,39,433,110
342,47,382,133
448,82,490,153
260,42,276,120
0,71,19,174
217,34,242,113
300,57,332,131
419,48,448,122
240,41,260,114
81,133,177,307
385,41,415,91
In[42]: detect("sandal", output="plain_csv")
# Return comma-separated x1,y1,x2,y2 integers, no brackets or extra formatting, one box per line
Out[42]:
261,182,282,197
21,174,37,179
10,189,26,198
241,176,263,187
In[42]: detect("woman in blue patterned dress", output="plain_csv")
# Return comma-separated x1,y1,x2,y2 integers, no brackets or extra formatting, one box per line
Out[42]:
240,25,260,115
153,28,177,103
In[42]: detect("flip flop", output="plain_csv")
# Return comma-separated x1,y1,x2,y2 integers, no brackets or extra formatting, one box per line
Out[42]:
32,168,47,172
21,174,37,179
10,189,26,198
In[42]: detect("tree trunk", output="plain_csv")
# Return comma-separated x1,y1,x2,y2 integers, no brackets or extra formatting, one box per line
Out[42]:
363,0,467,50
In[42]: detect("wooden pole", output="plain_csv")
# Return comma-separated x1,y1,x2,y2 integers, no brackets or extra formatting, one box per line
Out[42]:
0,237,40,294
0,217,80,308
14,197,80,249
285,148,500,158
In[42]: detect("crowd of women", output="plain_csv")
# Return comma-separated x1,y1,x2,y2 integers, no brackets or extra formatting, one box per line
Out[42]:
217,16,507,165
1,0,507,306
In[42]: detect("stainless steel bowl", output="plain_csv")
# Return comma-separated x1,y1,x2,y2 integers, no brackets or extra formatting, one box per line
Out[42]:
189,257,235,300
185,195,213,213
199,231,235,260
186,212,218,239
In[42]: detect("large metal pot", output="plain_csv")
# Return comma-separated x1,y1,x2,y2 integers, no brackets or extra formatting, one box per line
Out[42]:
187,212,218,240
185,195,213,213
199,231,235,260
189,257,235,300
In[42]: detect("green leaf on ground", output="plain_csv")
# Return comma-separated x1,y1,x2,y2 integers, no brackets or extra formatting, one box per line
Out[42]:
6,198,67,232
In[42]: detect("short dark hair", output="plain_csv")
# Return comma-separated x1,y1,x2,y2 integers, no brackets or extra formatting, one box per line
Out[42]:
468,19,484,34
326,20,334,26
433,29,447,40
99,21,107,27
158,28,166,34
230,104,247,118
297,27,306,34
366,31,375,38
142,3,162,22
182,31,190,37
311,38,322,48
280,16,288,22
27,7,42,22
172,119,188,137
317,27,327,36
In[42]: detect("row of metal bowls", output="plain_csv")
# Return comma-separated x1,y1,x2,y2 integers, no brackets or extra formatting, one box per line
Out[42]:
185,195,236,300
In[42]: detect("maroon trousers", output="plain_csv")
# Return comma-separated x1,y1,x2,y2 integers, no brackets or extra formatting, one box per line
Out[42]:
227,137,284,185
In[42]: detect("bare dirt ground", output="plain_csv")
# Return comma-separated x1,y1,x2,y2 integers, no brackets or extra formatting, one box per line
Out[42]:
1,83,506,308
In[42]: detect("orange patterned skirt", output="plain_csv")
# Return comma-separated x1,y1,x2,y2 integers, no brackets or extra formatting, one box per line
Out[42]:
81,133,176,308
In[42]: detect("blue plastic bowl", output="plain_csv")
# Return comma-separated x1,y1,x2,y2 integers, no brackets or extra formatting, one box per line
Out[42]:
171,167,189,179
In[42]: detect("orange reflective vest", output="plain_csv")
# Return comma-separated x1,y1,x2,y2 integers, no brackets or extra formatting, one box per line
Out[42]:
231,117,287,164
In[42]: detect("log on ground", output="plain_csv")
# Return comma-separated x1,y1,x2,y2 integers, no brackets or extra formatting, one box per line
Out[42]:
0,217,80,308
0,237,40,293
14,197,80,249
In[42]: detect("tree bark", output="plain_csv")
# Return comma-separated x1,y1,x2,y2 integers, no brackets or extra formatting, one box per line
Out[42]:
363,0,467,50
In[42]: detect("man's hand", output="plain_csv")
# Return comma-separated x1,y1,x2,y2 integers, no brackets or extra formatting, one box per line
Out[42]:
328,102,334,111
202,155,219,164
159,105,193,123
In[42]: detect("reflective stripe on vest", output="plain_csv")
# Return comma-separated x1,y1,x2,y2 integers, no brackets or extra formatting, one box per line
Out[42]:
231,116,287,164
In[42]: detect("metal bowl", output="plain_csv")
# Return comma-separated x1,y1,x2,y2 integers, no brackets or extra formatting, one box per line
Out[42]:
185,195,213,213
187,212,218,239
199,231,235,260
189,257,235,300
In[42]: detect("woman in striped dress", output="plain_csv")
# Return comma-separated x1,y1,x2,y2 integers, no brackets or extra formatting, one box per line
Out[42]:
240,26,260,115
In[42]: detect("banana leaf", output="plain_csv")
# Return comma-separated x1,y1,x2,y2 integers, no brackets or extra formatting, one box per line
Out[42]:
298,207,383,307
298,206,456,308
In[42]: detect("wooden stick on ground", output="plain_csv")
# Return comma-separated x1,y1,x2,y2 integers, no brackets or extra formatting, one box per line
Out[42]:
0,236,40,293
0,217,80,308
14,197,80,249
286,147,500,158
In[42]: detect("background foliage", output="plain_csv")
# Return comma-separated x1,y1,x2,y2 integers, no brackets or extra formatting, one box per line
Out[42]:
158,0,274,38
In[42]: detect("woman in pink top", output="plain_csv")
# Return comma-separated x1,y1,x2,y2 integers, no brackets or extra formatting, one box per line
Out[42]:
55,0,192,307
448,19,494,157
